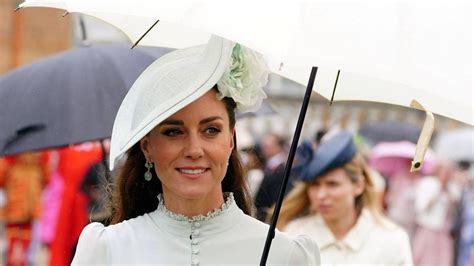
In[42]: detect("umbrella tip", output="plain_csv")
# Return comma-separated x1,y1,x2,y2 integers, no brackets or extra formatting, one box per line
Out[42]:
411,161,422,172
62,11,69,17
329,70,341,106
14,6,21,12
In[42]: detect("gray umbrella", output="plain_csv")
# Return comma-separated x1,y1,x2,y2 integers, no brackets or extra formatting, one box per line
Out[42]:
358,121,422,146
0,44,171,156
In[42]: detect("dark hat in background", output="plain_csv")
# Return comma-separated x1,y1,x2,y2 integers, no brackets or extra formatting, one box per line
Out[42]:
300,131,357,182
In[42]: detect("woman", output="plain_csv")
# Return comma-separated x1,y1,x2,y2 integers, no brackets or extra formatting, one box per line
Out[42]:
277,131,412,265
412,161,461,266
71,36,319,265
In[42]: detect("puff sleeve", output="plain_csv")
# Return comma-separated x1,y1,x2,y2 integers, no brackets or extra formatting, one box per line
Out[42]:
71,222,108,265
286,234,321,265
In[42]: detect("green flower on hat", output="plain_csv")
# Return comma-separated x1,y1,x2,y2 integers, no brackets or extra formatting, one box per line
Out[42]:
217,44,268,112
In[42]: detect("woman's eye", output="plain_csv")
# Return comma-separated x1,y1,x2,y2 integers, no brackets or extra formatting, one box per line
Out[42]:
162,128,183,137
205,127,221,136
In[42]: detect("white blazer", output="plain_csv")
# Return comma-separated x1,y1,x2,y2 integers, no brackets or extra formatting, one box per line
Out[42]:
285,209,412,266
72,194,320,265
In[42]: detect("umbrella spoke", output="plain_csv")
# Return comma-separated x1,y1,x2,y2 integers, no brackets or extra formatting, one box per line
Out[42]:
131,19,160,49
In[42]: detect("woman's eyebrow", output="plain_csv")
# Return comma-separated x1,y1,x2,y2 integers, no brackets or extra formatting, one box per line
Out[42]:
159,120,183,126
159,116,223,126
200,116,223,125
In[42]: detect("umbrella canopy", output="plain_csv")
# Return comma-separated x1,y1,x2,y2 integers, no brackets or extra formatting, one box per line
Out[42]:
0,44,171,156
20,0,473,125
358,121,422,146
369,141,438,177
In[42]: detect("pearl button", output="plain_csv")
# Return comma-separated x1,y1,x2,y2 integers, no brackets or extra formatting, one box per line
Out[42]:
192,248,200,254
194,222,201,227
192,239,199,245
192,229,200,236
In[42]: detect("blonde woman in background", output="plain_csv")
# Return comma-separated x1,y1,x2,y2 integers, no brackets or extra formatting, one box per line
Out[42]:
277,131,413,265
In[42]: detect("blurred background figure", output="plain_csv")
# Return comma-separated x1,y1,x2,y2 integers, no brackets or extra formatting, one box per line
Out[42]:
254,133,289,221
277,131,412,265
240,144,265,200
0,157,9,264
434,128,474,266
0,151,49,266
51,143,103,266
235,126,265,201
412,161,461,266
369,141,437,241
80,139,112,224
453,164,474,266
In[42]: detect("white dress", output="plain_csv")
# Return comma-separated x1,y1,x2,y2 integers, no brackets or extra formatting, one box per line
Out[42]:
72,193,320,265
284,209,412,266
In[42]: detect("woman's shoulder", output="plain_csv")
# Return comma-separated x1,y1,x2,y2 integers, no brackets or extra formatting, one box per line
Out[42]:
72,213,157,264
80,213,155,243
368,212,411,244
364,213,413,264
72,222,108,265
103,212,156,239
78,222,107,239
284,214,319,234
375,215,409,235
235,214,320,265
274,225,321,265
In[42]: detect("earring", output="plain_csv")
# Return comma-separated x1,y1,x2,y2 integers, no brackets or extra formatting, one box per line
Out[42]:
144,160,153,181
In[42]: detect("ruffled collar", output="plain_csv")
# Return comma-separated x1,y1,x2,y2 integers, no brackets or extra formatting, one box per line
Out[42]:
156,192,235,223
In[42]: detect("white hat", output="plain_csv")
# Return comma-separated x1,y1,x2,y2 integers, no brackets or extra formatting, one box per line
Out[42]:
109,35,268,170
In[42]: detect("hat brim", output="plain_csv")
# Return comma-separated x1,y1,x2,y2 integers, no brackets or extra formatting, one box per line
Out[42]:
109,36,234,170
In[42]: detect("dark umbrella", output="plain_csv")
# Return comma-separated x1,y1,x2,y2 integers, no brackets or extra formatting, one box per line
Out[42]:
358,121,422,146
0,44,171,156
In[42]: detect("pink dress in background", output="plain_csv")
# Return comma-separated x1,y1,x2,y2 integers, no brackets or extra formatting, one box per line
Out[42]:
38,171,64,244
386,173,418,241
412,176,461,266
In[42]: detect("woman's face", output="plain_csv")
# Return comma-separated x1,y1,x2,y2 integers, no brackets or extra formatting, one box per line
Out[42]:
307,168,364,223
140,90,234,202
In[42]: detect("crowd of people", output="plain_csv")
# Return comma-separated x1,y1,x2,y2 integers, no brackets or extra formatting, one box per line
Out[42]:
0,35,473,265
237,128,474,266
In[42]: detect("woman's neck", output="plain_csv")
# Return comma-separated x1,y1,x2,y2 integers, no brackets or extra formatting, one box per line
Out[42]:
162,191,225,218
325,209,358,240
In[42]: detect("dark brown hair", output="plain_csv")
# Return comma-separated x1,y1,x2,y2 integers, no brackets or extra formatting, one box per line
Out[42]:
108,90,251,224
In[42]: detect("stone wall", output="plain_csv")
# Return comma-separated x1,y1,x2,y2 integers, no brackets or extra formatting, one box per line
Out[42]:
0,0,72,74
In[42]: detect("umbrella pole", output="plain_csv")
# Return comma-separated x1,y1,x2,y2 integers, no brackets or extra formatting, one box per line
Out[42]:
260,66,318,265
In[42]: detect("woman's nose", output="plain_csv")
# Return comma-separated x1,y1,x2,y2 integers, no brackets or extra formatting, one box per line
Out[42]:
184,133,204,159
315,187,328,199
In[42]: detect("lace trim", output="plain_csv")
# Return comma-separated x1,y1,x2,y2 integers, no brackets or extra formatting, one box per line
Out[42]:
157,193,234,222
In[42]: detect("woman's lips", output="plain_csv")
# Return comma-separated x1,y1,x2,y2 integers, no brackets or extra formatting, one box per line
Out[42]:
176,167,209,178
317,205,331,213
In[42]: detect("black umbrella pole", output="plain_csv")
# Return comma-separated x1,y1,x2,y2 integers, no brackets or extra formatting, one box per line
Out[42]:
260,66,318,265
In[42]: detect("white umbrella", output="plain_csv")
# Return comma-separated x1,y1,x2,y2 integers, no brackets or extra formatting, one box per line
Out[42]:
20,0,473,126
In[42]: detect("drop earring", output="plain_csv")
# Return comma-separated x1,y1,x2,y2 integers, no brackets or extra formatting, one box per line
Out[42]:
144,160,153,181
